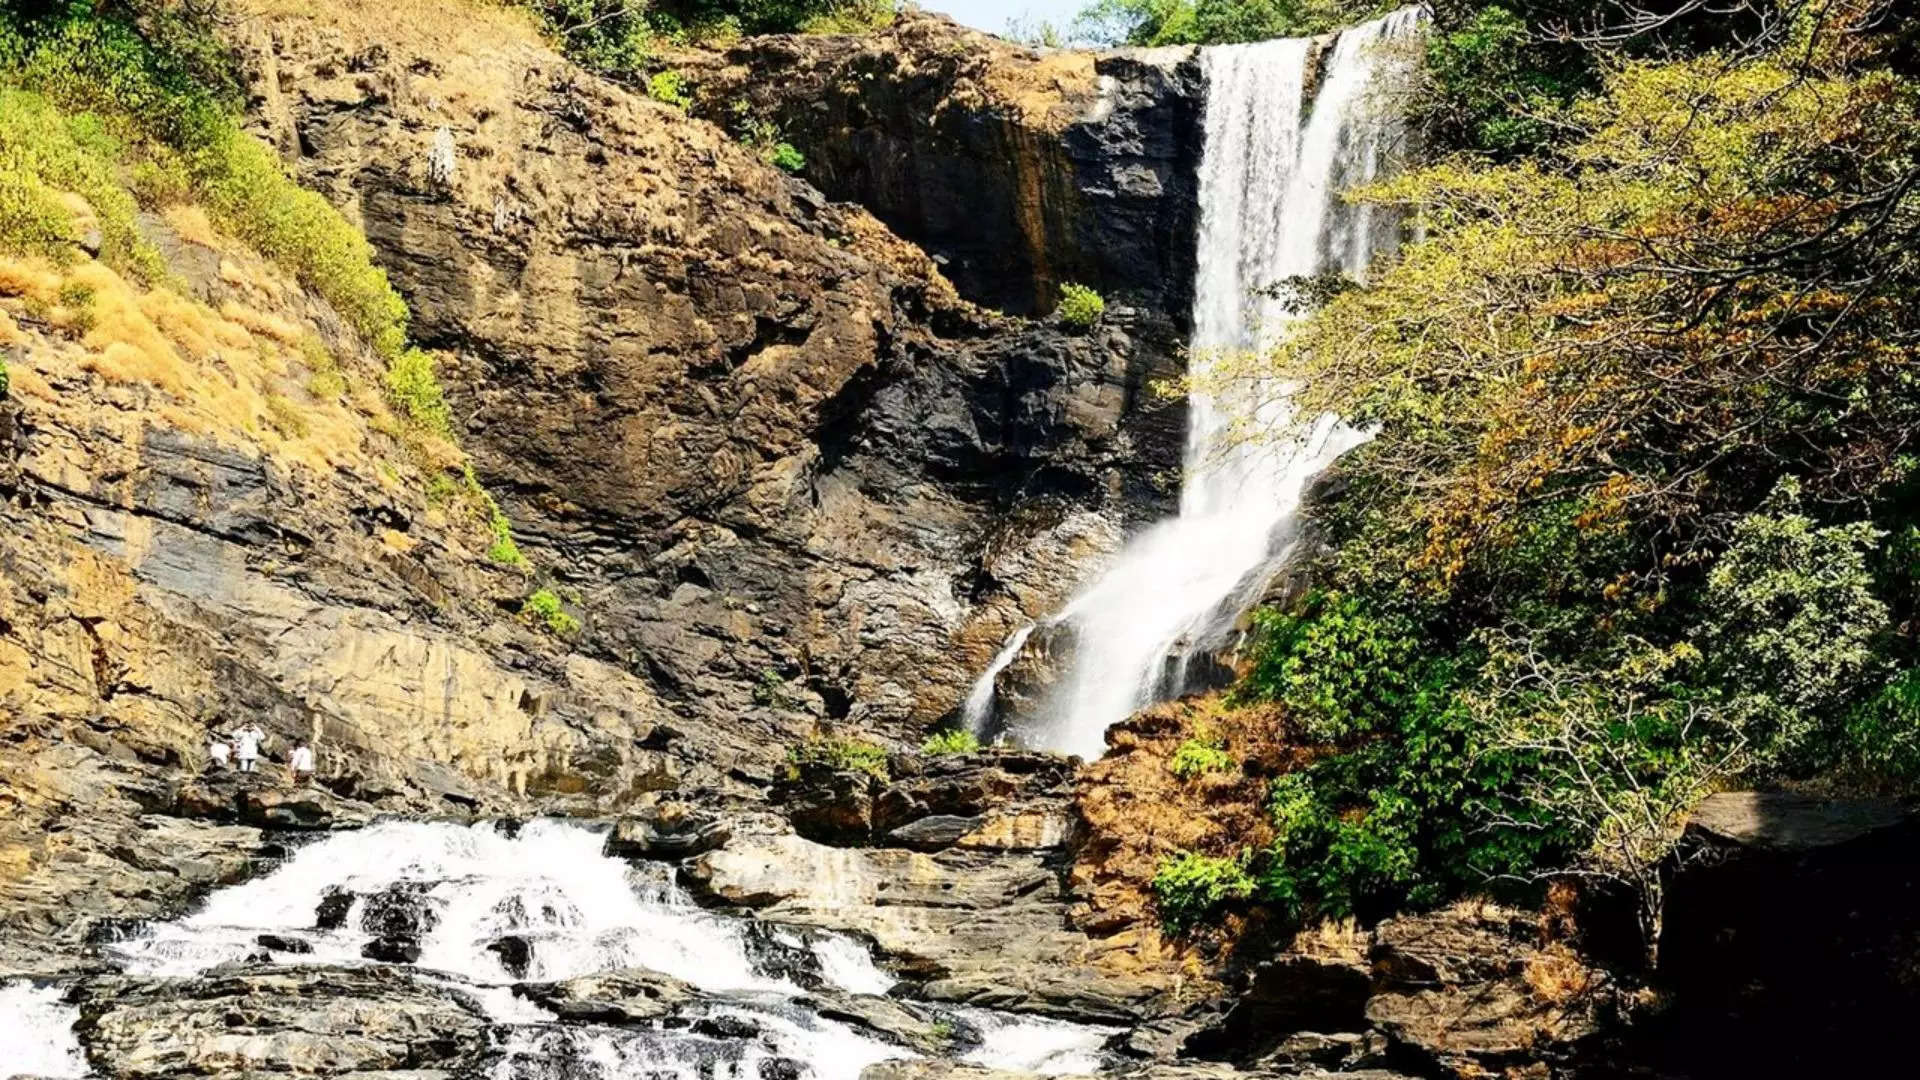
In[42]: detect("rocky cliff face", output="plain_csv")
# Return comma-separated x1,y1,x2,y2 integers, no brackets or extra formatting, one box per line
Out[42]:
0,0,1187,980
681,15,1204,323
234,0,1182,747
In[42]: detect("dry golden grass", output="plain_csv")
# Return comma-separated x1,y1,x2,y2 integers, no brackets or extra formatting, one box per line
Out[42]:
1523,945,1595,1003
162,205,221,249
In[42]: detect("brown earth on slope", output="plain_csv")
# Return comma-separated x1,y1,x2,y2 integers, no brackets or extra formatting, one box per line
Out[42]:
1071,693,1305,966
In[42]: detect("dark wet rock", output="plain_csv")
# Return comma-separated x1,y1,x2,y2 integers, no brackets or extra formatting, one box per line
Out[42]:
315,887,355,931
605,805,733,860
693,1014,764,1040
777,765,881,845
1184,950,1371,1059
486,935,532,979
257,933,313,954
361,937,422,965
518,969,698,1024
70,967,487,1077
739,921,831,990
359,883,438,942
759,1058,805,1080
685,14,1203,322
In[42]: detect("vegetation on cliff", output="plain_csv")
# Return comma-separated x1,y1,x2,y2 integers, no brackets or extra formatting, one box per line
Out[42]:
0,0,538,574
1155,0,1920,951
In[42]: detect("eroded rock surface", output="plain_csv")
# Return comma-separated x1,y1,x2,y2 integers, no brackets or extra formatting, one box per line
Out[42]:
236,0,1184,750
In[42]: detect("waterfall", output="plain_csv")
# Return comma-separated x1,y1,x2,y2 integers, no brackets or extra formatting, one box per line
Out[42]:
968,7,1425,759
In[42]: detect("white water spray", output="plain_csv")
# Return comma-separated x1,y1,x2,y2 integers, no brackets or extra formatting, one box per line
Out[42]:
970,7,1425,758
0,981,90,1080
102,819,1108,1080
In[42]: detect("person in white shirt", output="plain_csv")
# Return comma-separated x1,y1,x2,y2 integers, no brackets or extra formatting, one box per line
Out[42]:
231,724,266,773
207,736,231,771
289,742,315,784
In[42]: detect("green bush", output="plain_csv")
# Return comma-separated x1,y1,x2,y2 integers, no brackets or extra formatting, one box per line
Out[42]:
522,587,583,636
647,70,692,109
0,357,10,399
789,735,890,779
383,347,453,435
753,667,797,709
516,1,653,78
1055,282,1104,329
767,141,805,173
1169,737,1233,779
922,728,981,755
1152,850,1254,932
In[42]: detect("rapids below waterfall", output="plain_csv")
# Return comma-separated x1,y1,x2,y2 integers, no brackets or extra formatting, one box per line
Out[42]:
10,819,1112,1080
970,6,1427,759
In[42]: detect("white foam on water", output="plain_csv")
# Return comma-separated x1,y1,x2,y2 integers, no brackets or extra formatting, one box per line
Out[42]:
113,819,780,992
0,980,90,1080
959,1007,1118,1075
810,935,896,997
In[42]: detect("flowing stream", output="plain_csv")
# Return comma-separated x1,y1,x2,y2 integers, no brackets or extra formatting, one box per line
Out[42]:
970,7,1426,758
10,819,1109,1080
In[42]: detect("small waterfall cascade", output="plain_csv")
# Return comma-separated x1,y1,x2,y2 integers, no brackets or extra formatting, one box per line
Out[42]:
74,819,1109,1080
967,7,1426,759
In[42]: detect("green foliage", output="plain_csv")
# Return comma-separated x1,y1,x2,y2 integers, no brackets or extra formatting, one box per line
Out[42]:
0,356,9,399
462,464,528,568
1169,737,1233,779
5,11,409,355
1414,6,1583,158
522,587,583,636
0,86,164,280
922,728,981,755
647,70,692,110
1152,850,1254,932
789,735,890,779
301,336,345,400
767,141,805,173
1197,8,1920,940
728,103,805,173
1055,282,1104,329
1076,0,1382,46
517,1,654,78
1698,479,1888,763
650,0,895,38
753,667,797,709
383,347,453,435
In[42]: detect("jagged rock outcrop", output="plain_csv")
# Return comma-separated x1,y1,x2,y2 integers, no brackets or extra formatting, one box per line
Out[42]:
680,14,1204,322
232,0,1183,747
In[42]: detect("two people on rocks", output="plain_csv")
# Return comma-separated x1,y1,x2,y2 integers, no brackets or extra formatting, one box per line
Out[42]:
206,722,316,783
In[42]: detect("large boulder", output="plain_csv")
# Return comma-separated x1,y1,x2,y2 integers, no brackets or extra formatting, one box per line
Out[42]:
71,968,487,1078
1649,792,1920,1077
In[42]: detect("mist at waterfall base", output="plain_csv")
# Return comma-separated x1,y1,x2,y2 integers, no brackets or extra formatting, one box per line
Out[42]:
2,819,1110,1080
968,7,1425,760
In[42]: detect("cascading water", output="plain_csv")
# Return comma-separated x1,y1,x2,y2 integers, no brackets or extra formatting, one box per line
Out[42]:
970,7,1426,759
0,980,91,1079
93,819,1112,1080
